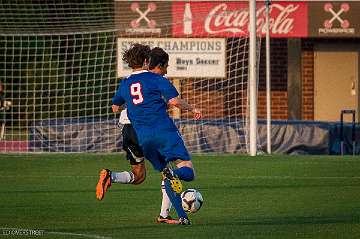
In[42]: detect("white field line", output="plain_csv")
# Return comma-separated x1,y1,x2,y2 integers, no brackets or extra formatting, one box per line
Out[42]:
1,227,112,239
47,231,112,239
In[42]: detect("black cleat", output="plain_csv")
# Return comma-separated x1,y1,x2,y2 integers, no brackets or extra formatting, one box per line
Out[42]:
178,217,191,225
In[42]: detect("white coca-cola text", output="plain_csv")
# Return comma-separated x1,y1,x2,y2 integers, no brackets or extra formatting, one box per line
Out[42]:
204,3,300,35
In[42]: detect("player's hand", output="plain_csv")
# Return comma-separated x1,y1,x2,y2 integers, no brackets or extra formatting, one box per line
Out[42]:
112,104,119,113
192,108,201,120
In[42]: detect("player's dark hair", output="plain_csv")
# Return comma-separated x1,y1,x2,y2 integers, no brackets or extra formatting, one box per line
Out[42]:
148,47,169,70
122,43,151,69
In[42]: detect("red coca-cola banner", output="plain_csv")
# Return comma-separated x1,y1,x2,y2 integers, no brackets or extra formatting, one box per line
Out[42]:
172,2,308,38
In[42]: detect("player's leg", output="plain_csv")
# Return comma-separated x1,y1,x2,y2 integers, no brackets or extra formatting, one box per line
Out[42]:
111,134,146,184
110,161,145,184
162,176,189,224
161,163,193,225
139,136,189,224
161,162,191,224
123,126,175,224
160,131,196,225
160,180,172,216
96,159,145,201
96,124,146,200
161,131,195,183
115,125,174,224
161,160,195,217
156,179,178,224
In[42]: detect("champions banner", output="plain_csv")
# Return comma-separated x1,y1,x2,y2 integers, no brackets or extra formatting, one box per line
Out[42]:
117,38,226,78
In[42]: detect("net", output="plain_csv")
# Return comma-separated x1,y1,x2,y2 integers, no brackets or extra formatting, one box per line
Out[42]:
0,0,260,153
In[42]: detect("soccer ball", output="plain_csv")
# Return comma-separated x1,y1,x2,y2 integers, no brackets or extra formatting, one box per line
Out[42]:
181,189,203,213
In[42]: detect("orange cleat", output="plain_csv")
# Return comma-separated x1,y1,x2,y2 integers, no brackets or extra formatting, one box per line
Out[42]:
96,169,111,201
156,215,179,224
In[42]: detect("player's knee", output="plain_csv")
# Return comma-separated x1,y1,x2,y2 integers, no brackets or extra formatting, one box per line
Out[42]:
175,160,195,181
175,166,195,182
176,159,194,169
183,167,195,181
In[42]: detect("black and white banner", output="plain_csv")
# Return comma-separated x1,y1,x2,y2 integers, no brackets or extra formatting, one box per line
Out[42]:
117,38,226,78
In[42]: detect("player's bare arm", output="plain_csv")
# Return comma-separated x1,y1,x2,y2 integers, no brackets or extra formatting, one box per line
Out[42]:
168,97,201,120
112,102,128,113
112,104,120,112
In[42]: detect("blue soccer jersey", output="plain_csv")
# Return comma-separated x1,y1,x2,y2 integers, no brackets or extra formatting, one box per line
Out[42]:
112,70,190,171
113,70,178,127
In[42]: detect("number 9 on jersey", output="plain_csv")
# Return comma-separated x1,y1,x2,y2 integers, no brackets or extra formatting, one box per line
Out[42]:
130,82,144,105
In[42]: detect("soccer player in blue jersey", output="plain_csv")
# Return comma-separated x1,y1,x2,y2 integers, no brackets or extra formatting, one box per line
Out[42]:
96,45,199,224
96,44,151,204
96,44,177,224
111,45,201,225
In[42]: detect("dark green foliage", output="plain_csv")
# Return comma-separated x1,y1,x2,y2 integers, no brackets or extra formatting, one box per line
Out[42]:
0,32,117,126
0,1,117,126
0,0,115,34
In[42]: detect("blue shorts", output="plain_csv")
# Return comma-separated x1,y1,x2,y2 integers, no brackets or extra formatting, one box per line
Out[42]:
136,127,190,171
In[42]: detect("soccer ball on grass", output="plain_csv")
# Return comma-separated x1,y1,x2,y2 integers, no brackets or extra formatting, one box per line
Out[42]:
181,189,203,213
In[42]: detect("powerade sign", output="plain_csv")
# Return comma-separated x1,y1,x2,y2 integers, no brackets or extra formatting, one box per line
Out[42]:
114,1,172,36
308,2,360,37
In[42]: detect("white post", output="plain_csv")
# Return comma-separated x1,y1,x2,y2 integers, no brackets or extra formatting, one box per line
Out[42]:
0,122,5,140
249,0,257,156
266,0,272,154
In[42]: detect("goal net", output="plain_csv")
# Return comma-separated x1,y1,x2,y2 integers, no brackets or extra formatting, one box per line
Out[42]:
0,0,261,153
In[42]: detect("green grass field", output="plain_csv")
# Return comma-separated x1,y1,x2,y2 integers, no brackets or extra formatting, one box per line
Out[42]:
1,154,360,239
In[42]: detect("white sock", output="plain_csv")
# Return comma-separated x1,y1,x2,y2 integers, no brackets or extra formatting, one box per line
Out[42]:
159,180,172,218
110,171,134,184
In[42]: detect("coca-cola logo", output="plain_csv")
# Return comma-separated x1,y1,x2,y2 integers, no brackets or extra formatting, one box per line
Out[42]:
172,2,307,37
204,3,299,35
